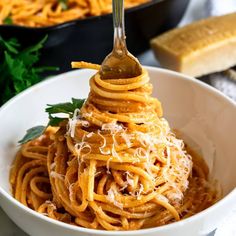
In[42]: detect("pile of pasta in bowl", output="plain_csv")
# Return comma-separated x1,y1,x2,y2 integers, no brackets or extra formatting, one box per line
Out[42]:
10,62,218,230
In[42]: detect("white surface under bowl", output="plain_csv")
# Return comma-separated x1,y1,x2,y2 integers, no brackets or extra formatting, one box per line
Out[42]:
0,67,235,236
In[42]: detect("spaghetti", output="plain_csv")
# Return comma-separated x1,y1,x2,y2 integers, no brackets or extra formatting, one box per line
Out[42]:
0,0,149,27
10,63,219,230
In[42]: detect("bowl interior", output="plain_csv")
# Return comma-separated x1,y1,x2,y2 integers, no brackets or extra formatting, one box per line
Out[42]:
0,67,235,199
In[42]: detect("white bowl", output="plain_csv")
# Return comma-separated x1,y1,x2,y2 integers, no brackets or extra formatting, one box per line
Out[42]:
0,67,235,236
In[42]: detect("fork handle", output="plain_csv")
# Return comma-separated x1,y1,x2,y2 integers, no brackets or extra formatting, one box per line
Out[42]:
112,0,127,55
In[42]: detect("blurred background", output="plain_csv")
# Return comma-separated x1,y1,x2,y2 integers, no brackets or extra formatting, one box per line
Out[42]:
0,0,189,72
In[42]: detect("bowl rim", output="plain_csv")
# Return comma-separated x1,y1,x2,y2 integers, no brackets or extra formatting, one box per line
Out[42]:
0,0,166,31
0,66,235,235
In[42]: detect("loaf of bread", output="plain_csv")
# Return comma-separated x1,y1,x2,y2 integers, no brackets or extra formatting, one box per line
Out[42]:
151,13,236,77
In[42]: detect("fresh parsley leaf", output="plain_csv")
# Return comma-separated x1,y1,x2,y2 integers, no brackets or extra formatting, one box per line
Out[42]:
46,102,76,114
18,126,46,144
4,51,26,93
18,35,48,67
3,16,13,25
19,98,86,144
46,98,85,125
71,98,86,110
0,36,19,54
0,35,59,105
58,0,68,10
46,98,85,116
48,115,66,127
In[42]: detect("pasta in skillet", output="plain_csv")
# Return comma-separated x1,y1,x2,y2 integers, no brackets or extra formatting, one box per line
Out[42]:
0,0,149,27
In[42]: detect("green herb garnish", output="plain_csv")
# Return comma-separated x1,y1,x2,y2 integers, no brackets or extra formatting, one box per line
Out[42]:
58,0,68,10
46,98,85,126
19,98,86,144
0,35,58,105
46,98,85,115
18,126,46,144
0,37,19,54
3,16,13,25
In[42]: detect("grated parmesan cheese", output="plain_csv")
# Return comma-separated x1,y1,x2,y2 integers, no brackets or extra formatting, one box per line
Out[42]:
111,144,121,161
126,176,134,188
45,200,57,210
50,162,56,170
50,171,65,181
102,122,123,134
157,194,169,203
106,157,112,174
68,183,75,201
98,130,111,155
74,141,92,159
86,132,94,138
136,184,144,200
107,187,123,209
79,120,90,127
68,108,80,138
121,132,132,148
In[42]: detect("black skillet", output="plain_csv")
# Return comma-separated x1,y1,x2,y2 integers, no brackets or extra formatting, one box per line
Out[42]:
0,0,189,72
